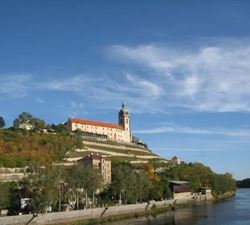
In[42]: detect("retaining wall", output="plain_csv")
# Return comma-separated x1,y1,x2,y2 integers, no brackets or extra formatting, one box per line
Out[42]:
0,198,193,225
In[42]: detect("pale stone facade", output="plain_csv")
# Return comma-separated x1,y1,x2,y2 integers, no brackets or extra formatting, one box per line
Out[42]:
77,155,111,185
173,192,192,200
170,181,192,200
68,102,131,143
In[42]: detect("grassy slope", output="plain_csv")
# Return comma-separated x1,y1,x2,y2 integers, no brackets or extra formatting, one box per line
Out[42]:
0,129,166,167
0,129,78,167
65,137,166,163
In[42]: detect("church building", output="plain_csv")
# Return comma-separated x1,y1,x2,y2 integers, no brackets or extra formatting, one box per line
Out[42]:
68,102,131,142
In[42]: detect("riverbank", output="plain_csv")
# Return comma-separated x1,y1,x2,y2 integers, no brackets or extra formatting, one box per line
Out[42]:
58,203,190,225
0,199,195,225
0,192,235,225
57,192,235,225
84,189,248,225
213,191,235,202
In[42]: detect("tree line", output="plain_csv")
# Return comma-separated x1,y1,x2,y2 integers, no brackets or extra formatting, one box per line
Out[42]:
0,112,83,167
237,178,250,188
0,160,236,214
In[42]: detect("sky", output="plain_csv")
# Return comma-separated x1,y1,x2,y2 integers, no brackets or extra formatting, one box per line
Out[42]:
1,0,250,179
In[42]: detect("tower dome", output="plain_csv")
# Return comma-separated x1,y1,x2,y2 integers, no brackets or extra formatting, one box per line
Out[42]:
118,102,131,140
119,101,129,115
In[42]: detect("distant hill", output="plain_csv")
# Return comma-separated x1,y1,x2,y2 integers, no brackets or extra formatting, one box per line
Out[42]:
237,178,250,188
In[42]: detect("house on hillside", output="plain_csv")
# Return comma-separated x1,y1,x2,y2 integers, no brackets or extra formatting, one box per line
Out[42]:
169,181,192,200
198,187,213,200
171,156,181,165
11,188,33,214
77,154,111,185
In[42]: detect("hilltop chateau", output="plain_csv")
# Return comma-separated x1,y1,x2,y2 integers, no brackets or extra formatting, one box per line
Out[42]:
68,102,131,142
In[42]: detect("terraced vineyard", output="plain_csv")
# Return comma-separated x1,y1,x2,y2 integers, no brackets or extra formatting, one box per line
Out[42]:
64,137,168,164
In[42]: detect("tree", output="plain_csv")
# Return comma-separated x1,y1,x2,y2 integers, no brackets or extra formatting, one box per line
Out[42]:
65,165,101,209
164,162,236,196
25,165,67,213
0,116,5,128
13,112,32,128
108,162,153,204
30,117,46,130
43,166,66,212
66,166,85,210
51,123,68,134
81,166,101,208
13,112,46,130
0,182,17,210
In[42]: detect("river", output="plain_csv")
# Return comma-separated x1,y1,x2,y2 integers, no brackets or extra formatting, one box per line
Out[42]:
106,189,250,225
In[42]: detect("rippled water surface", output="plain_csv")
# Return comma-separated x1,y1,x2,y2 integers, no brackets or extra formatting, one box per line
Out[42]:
106,189,250,225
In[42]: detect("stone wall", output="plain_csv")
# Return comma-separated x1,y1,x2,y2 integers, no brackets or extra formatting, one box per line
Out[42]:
0,198,198,225
173,192,193,200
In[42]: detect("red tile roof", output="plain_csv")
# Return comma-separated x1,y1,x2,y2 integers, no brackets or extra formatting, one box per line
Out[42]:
69,117,124,130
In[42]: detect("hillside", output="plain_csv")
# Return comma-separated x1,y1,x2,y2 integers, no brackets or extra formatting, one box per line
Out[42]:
0,128,82,167
0,129,167,167
65,136,168,164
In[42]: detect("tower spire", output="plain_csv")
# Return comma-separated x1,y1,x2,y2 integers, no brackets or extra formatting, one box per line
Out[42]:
118,102,131,142
122,101,126,109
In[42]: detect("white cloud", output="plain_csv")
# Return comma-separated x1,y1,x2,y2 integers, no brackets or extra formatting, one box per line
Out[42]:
0,74,31,97
109,41,250,112
125,73,164,98
134,124,250,138
34,97,45,104
2,39,250,114
0,73,165,114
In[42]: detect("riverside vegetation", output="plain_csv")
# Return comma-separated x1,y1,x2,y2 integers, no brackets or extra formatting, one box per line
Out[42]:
0,113,236,215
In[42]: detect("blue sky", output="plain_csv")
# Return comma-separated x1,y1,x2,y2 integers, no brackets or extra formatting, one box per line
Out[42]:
1,0,250,179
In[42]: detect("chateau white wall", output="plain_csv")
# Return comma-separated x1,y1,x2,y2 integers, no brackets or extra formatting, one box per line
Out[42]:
70,122,128,142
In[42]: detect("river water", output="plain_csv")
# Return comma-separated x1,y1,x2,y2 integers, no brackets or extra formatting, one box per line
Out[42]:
106,189,250,225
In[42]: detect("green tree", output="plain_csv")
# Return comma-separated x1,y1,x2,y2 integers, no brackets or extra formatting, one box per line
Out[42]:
66,166,85,209
66,165,102,209
31,117,46,130
13,112,33,128
0,182,18,210
31,189,47,213
164,162,235,196
25,165,67,212
44,166,66,212
108,162,153,204
13,112,46,130
81,166,101,208
51,123,68,134
212,173,236,196
0,116,5,128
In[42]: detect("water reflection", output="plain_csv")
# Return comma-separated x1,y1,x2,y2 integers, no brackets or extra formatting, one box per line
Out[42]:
106,189,250,225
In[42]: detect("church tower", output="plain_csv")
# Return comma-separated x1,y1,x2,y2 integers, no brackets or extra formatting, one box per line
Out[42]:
118,102,131,142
